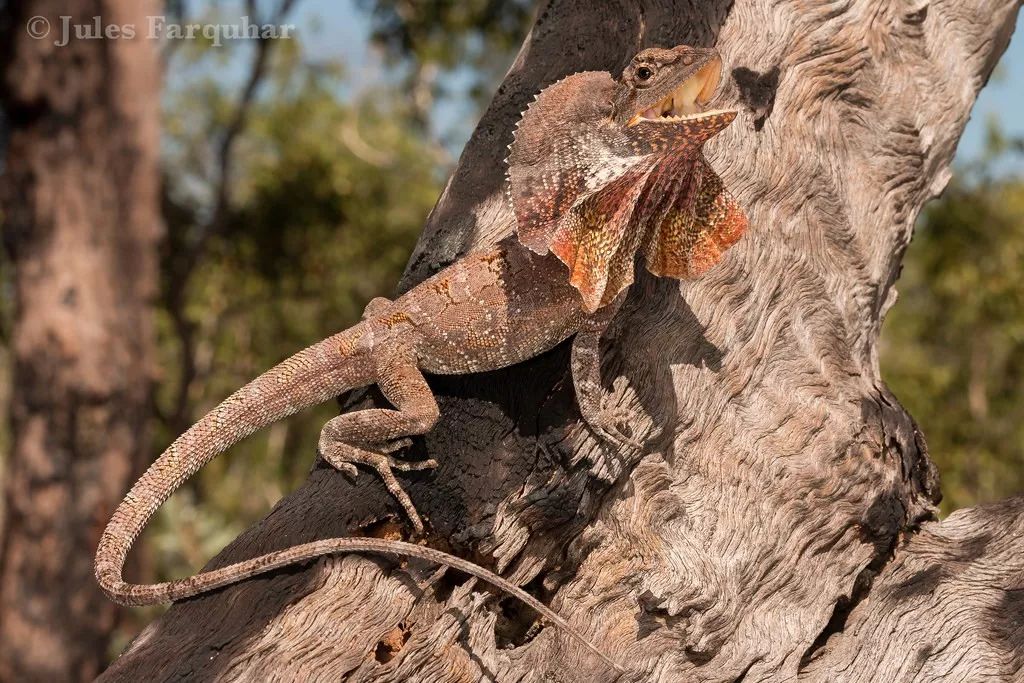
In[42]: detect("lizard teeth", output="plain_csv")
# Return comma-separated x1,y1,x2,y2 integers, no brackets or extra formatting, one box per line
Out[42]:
635,54,726,123
639,87,698,122
631,107,736,126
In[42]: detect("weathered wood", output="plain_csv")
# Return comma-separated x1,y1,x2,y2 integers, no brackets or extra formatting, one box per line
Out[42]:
100,0,1022,681
801,496,1024,681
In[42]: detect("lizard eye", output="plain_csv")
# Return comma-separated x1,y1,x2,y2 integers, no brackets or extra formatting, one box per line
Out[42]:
636,66,654,81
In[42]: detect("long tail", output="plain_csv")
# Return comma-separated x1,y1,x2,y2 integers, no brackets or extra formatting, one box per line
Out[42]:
94,327,370,604
94,327,623,673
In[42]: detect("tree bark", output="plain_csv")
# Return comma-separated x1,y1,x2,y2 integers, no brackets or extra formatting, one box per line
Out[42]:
0,2,162,681
100,0,1021,681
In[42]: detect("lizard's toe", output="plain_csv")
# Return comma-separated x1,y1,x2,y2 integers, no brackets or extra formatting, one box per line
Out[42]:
590,408,642,450
387,456,438,472
334,461,359,478
321,443,429,535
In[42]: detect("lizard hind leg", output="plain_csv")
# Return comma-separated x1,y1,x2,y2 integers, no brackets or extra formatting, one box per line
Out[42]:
318,351,440,534
571,295,642,451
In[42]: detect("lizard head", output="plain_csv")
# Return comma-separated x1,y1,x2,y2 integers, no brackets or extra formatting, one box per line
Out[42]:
507,45,747,313
611,46,736,151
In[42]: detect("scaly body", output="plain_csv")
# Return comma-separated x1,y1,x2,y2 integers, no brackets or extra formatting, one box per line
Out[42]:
96,45,748,673
95,242,617,668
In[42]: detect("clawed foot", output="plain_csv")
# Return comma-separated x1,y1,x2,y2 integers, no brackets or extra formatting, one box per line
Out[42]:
320,439,437,535
586,406,642,450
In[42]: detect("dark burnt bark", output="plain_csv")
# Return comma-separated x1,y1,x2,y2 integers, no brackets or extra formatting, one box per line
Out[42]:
0,2,162,680
101,0,1022,681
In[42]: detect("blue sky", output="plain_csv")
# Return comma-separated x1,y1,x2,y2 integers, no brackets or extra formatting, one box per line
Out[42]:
958,12,1024,171
210,0,1023,173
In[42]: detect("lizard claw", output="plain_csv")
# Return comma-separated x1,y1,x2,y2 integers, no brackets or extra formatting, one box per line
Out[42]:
360,438,437,468
320,442,436,535
334,461,359,478
587,407,642,451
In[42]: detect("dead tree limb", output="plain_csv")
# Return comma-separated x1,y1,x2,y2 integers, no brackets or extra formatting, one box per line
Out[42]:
101,0,1022,681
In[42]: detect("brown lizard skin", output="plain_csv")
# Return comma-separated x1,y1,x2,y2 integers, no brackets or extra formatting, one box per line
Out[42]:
508,47,745,312
94,45,747,673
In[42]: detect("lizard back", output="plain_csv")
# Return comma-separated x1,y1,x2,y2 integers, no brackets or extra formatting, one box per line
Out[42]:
390,242,588,375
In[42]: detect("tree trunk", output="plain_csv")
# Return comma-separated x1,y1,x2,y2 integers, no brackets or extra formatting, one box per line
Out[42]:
0,2,162,680
100,0,1022,681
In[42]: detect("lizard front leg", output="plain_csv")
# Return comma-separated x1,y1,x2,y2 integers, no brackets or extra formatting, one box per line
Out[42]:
570,294,640,450
318,346,439,534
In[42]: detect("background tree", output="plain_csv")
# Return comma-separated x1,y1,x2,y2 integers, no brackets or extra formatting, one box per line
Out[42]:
0,1,162,680
357,0,532,125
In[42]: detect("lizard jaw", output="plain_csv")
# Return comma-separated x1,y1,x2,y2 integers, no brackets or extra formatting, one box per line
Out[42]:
629,54,727,126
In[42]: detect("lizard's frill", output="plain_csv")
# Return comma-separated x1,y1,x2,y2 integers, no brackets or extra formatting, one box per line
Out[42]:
639,155,748,280
538,155,747,312
546,161,657,312
506,71,619,257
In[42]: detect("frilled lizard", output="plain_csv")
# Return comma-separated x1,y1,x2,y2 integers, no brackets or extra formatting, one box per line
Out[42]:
95,45,747,672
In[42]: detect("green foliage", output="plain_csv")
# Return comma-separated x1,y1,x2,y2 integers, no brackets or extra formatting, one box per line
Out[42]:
360,0,532,73
881,142,1024,514
358,0,534,123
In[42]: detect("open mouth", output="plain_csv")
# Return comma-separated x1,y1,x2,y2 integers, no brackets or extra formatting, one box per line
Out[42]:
630,55,728,125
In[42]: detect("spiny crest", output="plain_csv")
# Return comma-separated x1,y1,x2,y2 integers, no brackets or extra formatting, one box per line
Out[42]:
502,75,567,200
506,70,622,255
